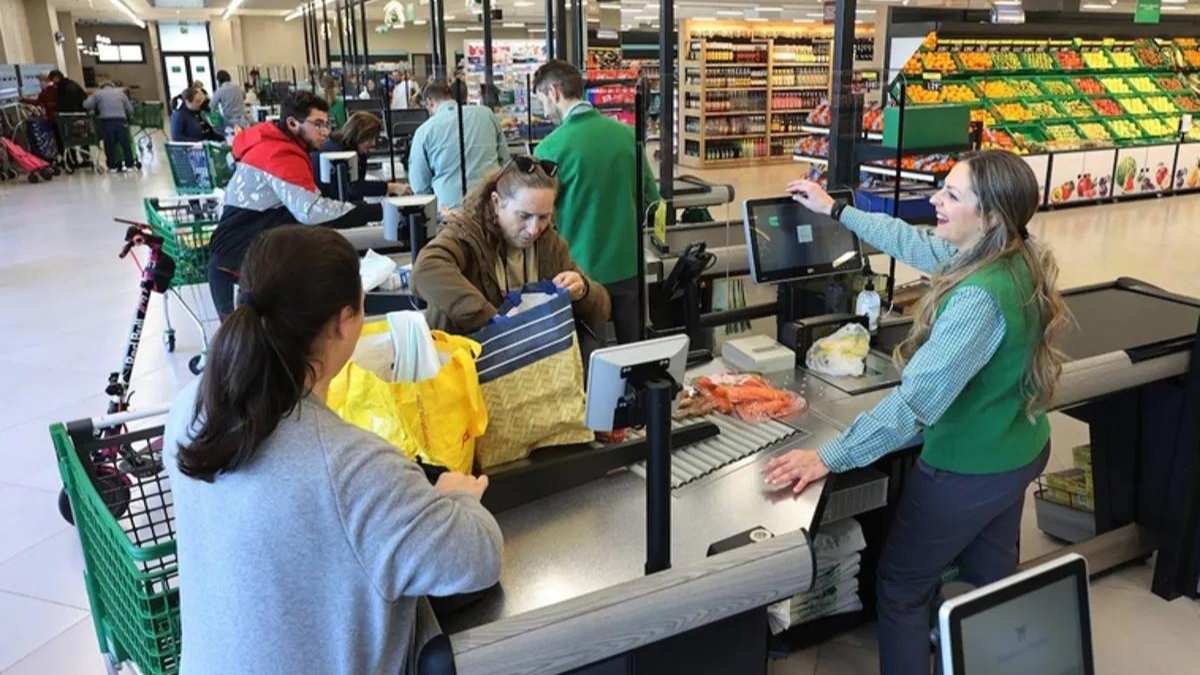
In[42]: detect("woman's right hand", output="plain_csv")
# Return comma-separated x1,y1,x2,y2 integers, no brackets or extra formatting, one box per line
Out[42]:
786,179,836,216
435,471,489,500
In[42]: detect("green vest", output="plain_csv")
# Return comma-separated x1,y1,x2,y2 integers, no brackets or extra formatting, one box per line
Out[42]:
534,109,661,284
921,256,1051,474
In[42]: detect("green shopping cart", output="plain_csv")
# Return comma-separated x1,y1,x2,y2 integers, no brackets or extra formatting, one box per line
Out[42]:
50,405,180,675
143,195,221,374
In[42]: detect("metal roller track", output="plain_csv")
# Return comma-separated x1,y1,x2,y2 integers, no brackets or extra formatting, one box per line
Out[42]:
630,414,805,490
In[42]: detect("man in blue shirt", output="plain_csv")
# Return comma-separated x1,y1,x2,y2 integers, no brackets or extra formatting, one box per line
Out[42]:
408,80,510,211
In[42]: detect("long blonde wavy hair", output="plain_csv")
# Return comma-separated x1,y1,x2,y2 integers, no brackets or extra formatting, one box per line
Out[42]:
895,150,1071,418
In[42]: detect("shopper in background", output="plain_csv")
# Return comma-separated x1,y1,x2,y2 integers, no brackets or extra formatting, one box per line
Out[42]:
211,69,248,131
83,81,137,172
20,74,57,121
48,70,85,114
321,74,347,129
408,79,509,212
208,91,382,319
390,69,417,110
166,225,501,675
243,82,260,107
413,155,610,335
532,60,660,344
170,88,223,143
314,111,407,200
768,150,1069,675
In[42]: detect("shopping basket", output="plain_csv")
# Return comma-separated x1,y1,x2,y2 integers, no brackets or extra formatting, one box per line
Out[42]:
164,141,232,194
50,406,181,675
143,195,221,374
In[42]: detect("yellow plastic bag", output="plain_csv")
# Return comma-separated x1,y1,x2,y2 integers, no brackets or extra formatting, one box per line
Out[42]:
326,323,487,474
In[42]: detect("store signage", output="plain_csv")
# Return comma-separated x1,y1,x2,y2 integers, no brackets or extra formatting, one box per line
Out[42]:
1134,0,1161,24
922,71,942,93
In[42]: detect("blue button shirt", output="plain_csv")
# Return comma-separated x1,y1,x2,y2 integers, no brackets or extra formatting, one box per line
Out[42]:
817,206,1009,473
407,101,511,210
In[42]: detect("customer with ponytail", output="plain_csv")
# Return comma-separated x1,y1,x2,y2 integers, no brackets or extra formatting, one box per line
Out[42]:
769,151,1069,675
164,226,502,675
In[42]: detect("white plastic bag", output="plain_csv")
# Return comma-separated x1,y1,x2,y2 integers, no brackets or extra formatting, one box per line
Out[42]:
387,311,443,383
805,323,871,378
360,249,398,292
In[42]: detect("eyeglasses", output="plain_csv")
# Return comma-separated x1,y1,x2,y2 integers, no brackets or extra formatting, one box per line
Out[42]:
503,155,558,177
303,118,331,131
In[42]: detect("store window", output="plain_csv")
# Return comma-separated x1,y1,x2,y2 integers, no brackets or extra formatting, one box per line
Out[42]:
157,21,212,53
96,43,146,64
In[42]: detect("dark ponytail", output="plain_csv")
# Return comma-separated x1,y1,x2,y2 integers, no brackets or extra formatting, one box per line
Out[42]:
178,226,362,482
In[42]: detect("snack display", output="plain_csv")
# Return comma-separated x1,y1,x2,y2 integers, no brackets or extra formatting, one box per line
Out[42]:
1119,97,1150,116
1100,77,1130,94
1082,51,1113,70
1091,98,1123,117
1074,77,1106,96
1055,49,1085,71
1039,79,1076,97
993,101,1033,122
1107,119,1142,140
1078,122,1112,141
1145,96,1178,114
876,153,957,174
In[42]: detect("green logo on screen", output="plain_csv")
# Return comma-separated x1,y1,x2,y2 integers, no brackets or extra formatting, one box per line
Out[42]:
768,215,780,227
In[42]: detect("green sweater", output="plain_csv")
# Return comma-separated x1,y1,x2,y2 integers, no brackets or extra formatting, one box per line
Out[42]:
535,108,661,284
921,257,1051,473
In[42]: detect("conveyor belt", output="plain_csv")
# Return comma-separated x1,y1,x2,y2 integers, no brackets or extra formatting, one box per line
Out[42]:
630,415,805,490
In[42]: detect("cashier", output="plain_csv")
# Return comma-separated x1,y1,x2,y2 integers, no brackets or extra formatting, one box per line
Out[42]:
769,150,1068,675
165,226,502,674
412,155,611,335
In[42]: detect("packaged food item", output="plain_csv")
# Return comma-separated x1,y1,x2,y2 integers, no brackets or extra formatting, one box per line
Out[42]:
676,374,808,422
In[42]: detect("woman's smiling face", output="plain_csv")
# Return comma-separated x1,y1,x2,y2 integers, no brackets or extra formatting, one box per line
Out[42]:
929,162,989,250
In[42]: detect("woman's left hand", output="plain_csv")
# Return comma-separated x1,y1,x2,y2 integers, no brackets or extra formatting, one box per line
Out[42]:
764,448,831,495
553,271,587,301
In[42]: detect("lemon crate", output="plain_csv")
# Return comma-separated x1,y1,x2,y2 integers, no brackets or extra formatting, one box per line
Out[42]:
1102,117,1148,145
51,409,181,675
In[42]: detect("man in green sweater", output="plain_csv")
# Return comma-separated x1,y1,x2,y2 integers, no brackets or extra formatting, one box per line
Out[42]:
533,60,660,344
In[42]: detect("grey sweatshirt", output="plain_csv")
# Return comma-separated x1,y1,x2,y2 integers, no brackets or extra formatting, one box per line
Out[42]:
83,86,133,120
211,81,248,129
163,379,503,675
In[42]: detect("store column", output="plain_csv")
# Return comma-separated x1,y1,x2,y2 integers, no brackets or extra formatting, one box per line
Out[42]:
56,11,84,82
24,0,64,68
828,0,859,189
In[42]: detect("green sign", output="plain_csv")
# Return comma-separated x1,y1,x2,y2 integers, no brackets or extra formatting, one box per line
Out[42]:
1134,0,1161,24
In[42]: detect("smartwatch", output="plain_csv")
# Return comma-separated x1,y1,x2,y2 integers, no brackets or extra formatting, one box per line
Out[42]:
830,198,850,221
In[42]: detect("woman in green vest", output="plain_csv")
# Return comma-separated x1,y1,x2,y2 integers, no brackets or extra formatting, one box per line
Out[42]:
770,150,1070,674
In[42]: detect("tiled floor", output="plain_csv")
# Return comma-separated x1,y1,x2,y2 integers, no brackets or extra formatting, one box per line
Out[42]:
1,154,1198,673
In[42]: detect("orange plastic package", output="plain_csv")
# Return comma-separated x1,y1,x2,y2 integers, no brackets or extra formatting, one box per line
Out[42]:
677,374,808,423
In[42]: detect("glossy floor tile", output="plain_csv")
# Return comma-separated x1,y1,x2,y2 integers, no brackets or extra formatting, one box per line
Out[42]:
1,156,1198,673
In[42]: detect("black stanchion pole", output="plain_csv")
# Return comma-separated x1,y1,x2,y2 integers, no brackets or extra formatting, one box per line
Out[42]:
658,0,674,229
544,0,555,59
483,0,495,104
643,378,673,575
322,0,332,76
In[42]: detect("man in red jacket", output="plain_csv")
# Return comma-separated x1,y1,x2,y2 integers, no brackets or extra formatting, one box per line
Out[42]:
209,91,381,317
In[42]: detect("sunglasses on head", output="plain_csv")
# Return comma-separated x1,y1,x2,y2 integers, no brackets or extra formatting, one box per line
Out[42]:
504,155,558,177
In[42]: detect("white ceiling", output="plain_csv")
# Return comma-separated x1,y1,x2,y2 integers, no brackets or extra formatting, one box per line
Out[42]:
52,0,1200,33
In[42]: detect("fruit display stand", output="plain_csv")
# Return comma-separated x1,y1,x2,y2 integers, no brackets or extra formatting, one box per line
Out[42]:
677,18,875,169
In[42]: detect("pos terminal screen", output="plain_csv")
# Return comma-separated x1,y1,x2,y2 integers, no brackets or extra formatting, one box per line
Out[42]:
742,195,863,284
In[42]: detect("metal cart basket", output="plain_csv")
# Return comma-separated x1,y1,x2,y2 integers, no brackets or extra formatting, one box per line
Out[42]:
143,195,221,374
50,406,180,675
56,112,104,174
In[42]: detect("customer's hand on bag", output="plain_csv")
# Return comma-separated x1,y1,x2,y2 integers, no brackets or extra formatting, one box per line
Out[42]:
553,271,587,301
435,472,489,500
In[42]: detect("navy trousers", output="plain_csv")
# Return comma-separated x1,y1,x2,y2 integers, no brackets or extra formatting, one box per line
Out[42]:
876,445,1051,675
98,118,134,170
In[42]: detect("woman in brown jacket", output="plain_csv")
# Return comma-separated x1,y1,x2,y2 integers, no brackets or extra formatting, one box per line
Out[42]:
412,156,611,335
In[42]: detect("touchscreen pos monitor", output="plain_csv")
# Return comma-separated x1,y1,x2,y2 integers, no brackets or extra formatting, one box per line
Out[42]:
938,554,1094,675
742,190,863,284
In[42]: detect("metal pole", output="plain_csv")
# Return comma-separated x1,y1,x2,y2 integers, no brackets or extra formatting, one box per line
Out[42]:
456,86,467,199
429,0,441,76
435,0,448,79
635,78,647,340
643,378,673,575
544,0,555,59
555,0,568,61
658,0,674,228
359,0,371,86
347,0,358,83
303,8,312,75
573,0,586,68
322,0,333,75
334,0,348,95
483,0,495,104
828,0,858,189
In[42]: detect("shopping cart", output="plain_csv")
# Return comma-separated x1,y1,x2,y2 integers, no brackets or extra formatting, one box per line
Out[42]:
143,195,222,374
164,142,232,194
57,111,105,174
131,101,166,164
51,405,181,675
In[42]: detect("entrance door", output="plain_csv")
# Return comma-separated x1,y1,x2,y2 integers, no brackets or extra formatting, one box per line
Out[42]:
162,53,216,100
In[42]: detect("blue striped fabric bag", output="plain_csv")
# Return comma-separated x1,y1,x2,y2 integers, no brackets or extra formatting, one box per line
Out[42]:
469,281,593,468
